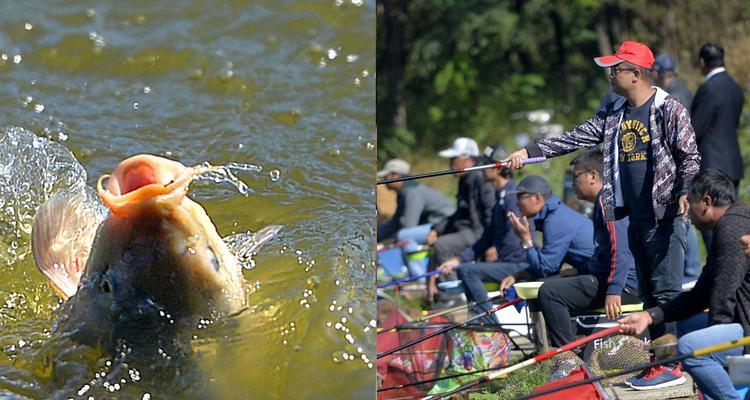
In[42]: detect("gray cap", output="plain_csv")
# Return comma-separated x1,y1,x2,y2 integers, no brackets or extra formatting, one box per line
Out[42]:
487,144,509,163
507,175,551,196
377,158,410,178
655,54,677,73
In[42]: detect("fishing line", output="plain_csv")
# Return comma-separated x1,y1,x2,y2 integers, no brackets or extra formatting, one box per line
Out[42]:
378,298,522,359
377,157,546,185
377,294,506,334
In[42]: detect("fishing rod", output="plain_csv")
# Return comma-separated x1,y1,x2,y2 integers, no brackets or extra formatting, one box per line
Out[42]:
377,294,506,334
422,325,622,400
378,268,447,289
378,297,523,359
378,364,510,393
377,157,547,185
512,335,750,400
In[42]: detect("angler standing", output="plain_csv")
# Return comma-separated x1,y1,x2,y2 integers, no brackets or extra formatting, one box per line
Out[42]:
503,41,700,388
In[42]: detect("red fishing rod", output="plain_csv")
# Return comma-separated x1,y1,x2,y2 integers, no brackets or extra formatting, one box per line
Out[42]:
422,325,622,400
377,297,523,359
377,157,546,185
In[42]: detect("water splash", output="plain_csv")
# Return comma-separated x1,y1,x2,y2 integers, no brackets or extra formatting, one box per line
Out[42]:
192,162,264,196
0,127,89,265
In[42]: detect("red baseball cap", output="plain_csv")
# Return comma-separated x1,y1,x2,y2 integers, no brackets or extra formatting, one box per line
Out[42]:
594,41,655,69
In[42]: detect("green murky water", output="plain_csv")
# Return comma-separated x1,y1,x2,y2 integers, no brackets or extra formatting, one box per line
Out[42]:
0,1,375,399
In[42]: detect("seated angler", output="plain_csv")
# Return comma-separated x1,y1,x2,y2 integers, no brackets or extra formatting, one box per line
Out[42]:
619,169,750,397
537,149,639,348
497,175,596,294
427,138,495,306
436,146,530,324
377,158,456,277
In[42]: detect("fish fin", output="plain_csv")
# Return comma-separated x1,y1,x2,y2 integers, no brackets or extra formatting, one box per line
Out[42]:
31,188,106,300
223,225,283,265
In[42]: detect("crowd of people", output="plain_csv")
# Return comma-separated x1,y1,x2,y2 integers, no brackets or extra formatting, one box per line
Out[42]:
378,40,748,398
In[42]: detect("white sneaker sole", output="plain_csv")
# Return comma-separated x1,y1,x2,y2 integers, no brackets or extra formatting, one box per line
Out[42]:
629,376,686,390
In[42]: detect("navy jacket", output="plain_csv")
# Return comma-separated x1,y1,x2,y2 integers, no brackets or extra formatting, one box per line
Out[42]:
432,170,495,238
691,70,745,182
579,192,638,296
458,180,528,263
526,195,595,278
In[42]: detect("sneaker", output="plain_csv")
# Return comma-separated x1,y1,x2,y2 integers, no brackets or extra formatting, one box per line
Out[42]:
624,355,654,386
627,363,686,390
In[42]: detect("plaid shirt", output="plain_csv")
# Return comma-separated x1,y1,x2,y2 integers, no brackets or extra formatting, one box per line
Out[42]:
526,87,701,221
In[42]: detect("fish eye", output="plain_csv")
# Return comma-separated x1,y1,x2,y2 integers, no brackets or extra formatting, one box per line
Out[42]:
100,277,112,293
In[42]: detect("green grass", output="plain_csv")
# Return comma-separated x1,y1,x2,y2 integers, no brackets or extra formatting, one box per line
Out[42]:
466,359,552,399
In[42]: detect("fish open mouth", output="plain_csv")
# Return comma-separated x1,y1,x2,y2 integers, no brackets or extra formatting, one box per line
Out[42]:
98,155,194,218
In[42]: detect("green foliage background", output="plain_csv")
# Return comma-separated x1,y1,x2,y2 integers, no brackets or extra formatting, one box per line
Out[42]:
377,0,750,204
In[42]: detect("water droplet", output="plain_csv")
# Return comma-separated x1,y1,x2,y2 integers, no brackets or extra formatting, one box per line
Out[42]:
86,8,96,17
327,49,338,60
352,0,364,5
346,54,358,63
33,104,45,113
24,23,32,31
362,70,369,77
13,55,22,64
133,102,139,110
143,86,151,94
269,169,280,182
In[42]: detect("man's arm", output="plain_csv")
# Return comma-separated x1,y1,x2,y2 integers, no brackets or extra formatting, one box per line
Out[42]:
527,111,607,158
399,190,426,228
705,217,749,323
504,111,607,168
605,217,634,296
478,180,496,230
688,84,714,144
669,100,702,195
525,223,575,278
460,203,498,262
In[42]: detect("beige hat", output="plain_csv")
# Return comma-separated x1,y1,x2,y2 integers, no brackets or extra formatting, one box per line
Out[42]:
377,159,411,178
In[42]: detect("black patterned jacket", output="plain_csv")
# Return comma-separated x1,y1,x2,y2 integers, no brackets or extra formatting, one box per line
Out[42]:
526,87,701,221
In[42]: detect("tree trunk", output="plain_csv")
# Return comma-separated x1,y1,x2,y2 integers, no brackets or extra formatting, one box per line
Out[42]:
382,0,407,133
595,4,613,81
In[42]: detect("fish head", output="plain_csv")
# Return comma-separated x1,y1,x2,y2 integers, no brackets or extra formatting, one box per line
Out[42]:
32,154,279,345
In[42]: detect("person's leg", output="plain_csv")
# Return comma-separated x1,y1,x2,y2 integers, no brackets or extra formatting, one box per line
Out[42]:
637,217,686,338
456,261,529,324
397,224,431,245
432,229,476,281
628,221,653,308
537,275,600,347
683,222,702,284
397,224,432,278
677,324,743,400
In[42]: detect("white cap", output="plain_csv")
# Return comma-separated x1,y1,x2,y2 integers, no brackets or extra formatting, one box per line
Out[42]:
377,158,411,178
438,137,479,158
